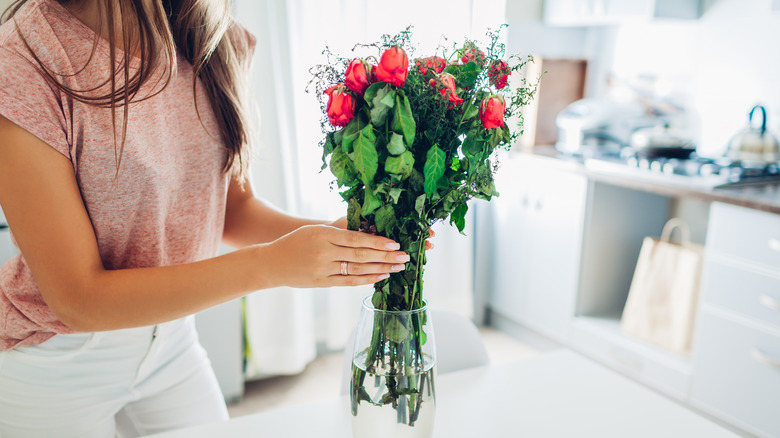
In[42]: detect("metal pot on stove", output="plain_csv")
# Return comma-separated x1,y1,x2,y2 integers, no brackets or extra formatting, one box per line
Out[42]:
629,125,695,159
727,105,780,163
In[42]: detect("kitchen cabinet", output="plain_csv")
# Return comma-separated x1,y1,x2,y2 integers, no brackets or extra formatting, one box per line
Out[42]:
689,203,780,438
543,0,701,26
486,153,780,436
490,154,588,343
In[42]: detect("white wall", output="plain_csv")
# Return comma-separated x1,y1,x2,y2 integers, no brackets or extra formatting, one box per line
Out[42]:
600,0,780,157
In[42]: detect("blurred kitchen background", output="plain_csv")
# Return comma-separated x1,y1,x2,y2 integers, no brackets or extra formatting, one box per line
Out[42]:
1,1,779,437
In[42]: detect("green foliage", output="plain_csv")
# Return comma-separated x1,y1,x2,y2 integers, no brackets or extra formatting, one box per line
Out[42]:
310,27,537,311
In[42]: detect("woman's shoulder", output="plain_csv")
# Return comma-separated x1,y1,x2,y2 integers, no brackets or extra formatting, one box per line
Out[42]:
0,0,92,72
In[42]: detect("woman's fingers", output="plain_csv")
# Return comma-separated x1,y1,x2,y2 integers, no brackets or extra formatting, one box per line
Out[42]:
327,227,400,251
332,261,405,276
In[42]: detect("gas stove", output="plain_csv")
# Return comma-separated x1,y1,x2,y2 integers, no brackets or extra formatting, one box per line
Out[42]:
583,152,780,189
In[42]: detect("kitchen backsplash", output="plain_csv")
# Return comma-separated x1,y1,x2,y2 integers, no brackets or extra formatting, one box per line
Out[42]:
508,0,780,158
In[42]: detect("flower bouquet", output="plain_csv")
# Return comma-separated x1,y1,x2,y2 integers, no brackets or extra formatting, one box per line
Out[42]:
310,28,536,436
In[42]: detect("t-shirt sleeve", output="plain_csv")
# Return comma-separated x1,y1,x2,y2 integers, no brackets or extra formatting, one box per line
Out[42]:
0,47,71,160
228,21,257,62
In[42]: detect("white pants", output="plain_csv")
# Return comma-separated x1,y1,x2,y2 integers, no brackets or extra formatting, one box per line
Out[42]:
0,316,229,438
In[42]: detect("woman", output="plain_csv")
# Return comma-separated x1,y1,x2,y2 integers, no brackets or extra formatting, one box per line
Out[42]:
0,0,421,436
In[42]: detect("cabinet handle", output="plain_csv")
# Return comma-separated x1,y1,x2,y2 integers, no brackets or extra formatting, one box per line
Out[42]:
0,223,8,231
769,238,780,253
760,294,780,311
751,349,780,369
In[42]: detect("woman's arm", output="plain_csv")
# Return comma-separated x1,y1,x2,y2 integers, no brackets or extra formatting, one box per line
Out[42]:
0,116,406,332
222,178,336,248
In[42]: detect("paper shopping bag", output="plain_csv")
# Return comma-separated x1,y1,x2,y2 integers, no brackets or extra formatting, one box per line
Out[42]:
621,218,704,355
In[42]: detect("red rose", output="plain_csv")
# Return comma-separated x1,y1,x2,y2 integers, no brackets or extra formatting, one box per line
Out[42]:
324,85,356,127
479,95,505,129
487,60,511,90
460,42,486,68
415,56,447,76
430,73,463,106
345,58,373,95
375,46,409,87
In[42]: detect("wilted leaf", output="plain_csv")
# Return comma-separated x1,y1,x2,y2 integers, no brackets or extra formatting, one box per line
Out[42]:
329,146,357,186
384,150,415,179
353,125,378,187
375,205,397,234
387,133,406,155
388,187,403,204
347,198,361,230
361,187,382,216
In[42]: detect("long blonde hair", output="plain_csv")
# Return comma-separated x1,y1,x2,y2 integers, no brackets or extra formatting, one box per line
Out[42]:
1,0,253,180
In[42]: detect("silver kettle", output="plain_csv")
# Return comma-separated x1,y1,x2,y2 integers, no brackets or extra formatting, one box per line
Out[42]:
726,105,780,162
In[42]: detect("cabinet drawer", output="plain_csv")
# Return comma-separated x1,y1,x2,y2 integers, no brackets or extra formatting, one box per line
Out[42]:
707,203,780,269
571,317,691,400
701,260,780,330
690,309,780,438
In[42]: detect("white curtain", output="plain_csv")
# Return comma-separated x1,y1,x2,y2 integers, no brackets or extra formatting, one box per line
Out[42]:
235,0,505,378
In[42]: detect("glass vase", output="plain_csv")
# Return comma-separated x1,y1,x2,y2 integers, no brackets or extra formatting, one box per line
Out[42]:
349,297,436,438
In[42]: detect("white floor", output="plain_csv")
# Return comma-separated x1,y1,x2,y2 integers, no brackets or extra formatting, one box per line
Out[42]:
227,326,542,418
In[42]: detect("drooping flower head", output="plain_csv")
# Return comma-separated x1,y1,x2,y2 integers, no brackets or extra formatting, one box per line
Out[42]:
460,41,486,68
375,46,409,87
415,56,447,77
324,84,355,127
487,60,511,90
430,73,463,106
345,58,374,95
479,95,506,129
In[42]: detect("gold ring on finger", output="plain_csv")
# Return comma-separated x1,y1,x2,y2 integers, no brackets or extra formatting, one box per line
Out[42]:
341,261,348,276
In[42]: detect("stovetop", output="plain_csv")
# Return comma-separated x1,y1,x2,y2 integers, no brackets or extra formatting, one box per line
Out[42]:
582,151,780,189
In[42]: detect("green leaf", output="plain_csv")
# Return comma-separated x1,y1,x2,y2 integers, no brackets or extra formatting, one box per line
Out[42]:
353,125,378,187
423,144,446,198
384,150,415,179
370,86,394,126
388,187,403,204
450,203,468,234
329,146,357,186
414,194,426,217
384,315,410,343
387,133,406,155
363,82,384,105
361,187,382,216
379,90,396,108
321,135,335,171
347,198,361,230
374,205,397,234
457,62,481,88
342,119,361,154
393,92,416,147
462,100,479,121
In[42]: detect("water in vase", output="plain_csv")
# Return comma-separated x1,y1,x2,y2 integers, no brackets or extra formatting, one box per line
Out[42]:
350,355,436,438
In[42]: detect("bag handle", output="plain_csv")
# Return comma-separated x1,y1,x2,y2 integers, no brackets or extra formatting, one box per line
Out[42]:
660,217,691,244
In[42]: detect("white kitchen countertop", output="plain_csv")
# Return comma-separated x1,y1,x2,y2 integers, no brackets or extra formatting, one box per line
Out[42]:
143,349,740,438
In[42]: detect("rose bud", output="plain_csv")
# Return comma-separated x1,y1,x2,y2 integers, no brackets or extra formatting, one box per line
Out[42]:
479,95,506,129
345,58,373,95
430,73,463,106
460,42,486,68
375,45,409,87
415,56,447,76
324,84,356,127
487,60,511,90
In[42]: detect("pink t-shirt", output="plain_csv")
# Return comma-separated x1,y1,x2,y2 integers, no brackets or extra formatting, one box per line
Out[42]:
0,0,245,349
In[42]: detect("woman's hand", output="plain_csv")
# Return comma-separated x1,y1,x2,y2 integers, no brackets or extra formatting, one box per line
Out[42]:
261,224,409,288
